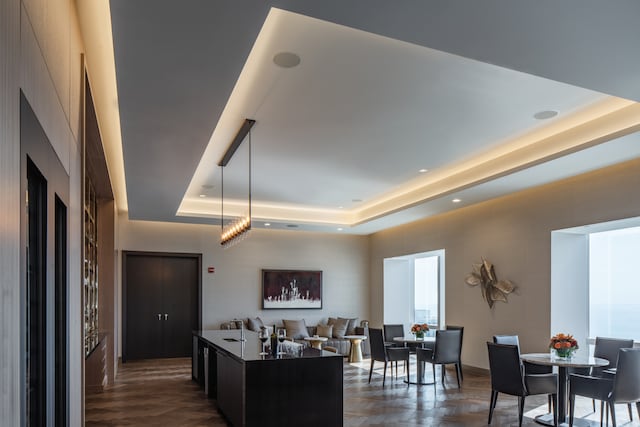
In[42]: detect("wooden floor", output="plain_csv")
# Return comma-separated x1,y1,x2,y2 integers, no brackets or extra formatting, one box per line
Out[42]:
86,357,640,426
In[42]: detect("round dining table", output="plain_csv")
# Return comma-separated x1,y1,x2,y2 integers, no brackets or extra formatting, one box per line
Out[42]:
392,336,436,384
520,353,609,426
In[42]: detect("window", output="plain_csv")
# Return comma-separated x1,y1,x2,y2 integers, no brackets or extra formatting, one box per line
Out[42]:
589,226,640,341
383,249,444,329
414,256,439,326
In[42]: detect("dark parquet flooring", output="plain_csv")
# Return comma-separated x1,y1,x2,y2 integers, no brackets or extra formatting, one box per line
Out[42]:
86,357,640,426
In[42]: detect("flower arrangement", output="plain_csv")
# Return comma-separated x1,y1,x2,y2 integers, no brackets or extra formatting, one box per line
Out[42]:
411,323,429,339
549,333,579,358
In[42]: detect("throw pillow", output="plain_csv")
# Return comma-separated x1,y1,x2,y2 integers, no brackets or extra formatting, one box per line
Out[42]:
339,317,358,335
327,317,337,326
283,319,310,340
316,323,333,338
246,317,264,332
331,317,349,338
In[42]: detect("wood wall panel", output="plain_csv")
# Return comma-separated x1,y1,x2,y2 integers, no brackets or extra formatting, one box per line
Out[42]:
21,3,72,175
0,0,21,423
2,0,85,424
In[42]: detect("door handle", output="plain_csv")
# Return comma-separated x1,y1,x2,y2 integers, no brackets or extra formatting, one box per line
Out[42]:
157,313,161,320
164,313,168,320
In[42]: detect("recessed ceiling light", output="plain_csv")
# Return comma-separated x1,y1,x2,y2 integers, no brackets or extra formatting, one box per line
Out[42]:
273,52,301,69
199,194,206,198
338,206,344,209
419,169,429,173
452,198,462,203
264,223,271,227
533,110,558,120
337,228,343,231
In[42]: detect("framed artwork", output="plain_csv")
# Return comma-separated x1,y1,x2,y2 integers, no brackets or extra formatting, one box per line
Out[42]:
262,269,322,309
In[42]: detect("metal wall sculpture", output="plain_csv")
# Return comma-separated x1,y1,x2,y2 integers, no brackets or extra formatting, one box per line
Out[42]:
465,258,514,308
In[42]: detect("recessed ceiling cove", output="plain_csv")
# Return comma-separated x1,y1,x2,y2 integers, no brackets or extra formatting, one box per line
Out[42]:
108,3,640,234
177,8,631,231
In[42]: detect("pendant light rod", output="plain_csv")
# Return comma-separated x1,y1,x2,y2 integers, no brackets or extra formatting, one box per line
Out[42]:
219,118,255,247
218,119,256,167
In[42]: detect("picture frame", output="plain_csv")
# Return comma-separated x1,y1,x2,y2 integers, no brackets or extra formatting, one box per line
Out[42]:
262,269,322,309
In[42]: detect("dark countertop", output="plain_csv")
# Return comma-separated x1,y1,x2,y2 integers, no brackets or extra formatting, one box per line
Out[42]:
193,329,342,362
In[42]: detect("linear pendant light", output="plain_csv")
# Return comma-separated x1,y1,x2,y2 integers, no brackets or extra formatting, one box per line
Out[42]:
219,118,255,247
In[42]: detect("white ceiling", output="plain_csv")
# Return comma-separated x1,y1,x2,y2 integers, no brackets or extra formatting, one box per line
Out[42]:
107,1,640,235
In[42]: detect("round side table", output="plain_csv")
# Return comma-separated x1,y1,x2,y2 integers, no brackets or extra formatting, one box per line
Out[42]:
304,336,328,350
343,335,367,363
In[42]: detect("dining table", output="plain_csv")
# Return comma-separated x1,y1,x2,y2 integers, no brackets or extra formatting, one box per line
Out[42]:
393,336,436,385
520,352,609,426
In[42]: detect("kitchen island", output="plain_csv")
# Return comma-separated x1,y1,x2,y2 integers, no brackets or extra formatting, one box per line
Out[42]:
192,329,343,427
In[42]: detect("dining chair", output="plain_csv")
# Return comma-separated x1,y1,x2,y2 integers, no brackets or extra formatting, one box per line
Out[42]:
569,348,640,427
383,324,406,375
382,324,405,347
572,336,634,413
493,334,554,412
487,342,558,427
592,337,635,375
368,328,410,386
416,329,462,388
446,325,464,381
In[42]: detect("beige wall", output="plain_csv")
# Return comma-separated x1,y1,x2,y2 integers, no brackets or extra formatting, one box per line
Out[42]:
117,215,370,356
370,158,640,369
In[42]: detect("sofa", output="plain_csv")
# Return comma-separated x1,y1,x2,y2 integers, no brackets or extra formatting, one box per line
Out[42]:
221,317,370,357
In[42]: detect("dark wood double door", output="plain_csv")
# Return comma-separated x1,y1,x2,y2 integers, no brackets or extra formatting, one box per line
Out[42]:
124,252,201,361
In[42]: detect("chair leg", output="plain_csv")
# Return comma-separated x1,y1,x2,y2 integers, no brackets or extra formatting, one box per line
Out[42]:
593,398,596,413
488,390,498,425
432,363,436,385
455,363,463,385
601,401,605,426
551,393,557,427
636,402,640,420
628,403,633,421
406,358,410,387
441,364,446,385
547,395,552,413
454,364,460,388
382,361,387,387
368,359,374,383
609,402,616,427
518,396,525,427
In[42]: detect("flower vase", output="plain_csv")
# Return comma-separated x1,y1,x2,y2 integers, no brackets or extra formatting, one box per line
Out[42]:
415,331,425,340
554,348,575,359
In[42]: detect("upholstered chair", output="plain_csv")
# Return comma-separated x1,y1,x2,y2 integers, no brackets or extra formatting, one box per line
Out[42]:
487,342,558,427
416,329,462,388
569,348,640,427
368,328,410,387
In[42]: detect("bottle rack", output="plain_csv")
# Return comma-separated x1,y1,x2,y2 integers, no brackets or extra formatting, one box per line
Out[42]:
84,177,99,356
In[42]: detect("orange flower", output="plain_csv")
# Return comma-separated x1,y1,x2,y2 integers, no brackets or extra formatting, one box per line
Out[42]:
549,332,579,350
410,323,429,333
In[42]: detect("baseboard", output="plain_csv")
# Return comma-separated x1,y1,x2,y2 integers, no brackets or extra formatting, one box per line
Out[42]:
461,364,489,376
